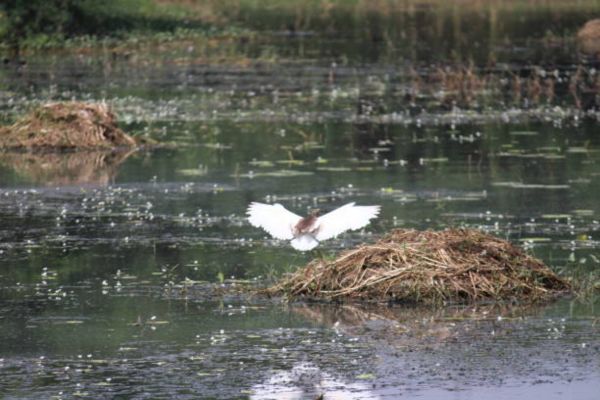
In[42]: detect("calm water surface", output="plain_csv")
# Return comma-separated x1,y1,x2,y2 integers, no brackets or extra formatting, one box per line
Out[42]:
1,4,600,399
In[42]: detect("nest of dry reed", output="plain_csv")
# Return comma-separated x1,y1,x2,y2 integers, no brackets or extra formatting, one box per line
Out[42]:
0,102,144,150
578,18,600,56
267,229,570,304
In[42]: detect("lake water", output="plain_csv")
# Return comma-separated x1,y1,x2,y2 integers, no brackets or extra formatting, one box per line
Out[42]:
1,3,599,399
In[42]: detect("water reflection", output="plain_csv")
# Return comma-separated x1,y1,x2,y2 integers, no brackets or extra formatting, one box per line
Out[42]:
292,303,541,344
0,149,135,186
1,295,597,398
251,362,380,400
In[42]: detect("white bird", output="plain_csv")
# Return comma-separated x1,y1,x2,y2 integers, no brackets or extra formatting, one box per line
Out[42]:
247,202,381,251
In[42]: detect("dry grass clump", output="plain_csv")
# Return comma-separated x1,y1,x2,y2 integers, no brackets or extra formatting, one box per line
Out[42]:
0,102,142,150
577,19,600,57
408,64,599,110
268,229,570,304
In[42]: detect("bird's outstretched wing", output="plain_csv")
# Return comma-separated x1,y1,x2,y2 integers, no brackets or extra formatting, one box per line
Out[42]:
315,202,380,241
247,202,302,240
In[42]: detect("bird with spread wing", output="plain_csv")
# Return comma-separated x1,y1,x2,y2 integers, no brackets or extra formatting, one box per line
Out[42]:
247,202,381,251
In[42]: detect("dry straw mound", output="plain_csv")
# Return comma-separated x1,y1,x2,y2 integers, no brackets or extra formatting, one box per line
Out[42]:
577,19,600,57
268,229,570,304
0,102,139,150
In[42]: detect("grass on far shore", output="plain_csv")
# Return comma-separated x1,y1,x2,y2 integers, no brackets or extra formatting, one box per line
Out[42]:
2,0,600,53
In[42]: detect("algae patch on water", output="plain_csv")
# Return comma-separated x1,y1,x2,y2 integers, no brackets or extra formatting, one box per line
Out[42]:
267,229,570,304
0,102,148,150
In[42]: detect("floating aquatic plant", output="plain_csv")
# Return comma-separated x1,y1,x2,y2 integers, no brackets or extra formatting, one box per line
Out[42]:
235,169,314,178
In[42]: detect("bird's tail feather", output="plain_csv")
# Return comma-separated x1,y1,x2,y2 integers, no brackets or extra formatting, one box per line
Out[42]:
290,235,319,251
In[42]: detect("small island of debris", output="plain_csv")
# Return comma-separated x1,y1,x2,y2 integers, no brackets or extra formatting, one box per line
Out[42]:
577,19,600,58
267,229,571,304
0,102,148,150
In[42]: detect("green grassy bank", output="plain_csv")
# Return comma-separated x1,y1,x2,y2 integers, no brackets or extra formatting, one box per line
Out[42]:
2,0,600,55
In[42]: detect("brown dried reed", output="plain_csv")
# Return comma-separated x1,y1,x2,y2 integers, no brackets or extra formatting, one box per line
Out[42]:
267,229,570,304
0,102,140,150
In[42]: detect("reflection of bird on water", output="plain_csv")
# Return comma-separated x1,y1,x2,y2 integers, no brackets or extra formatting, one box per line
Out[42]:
250,361,377,400
247,202,380,251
